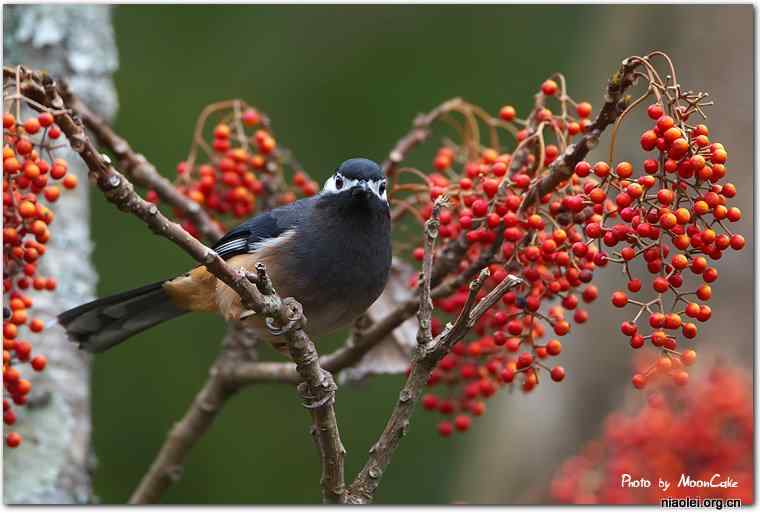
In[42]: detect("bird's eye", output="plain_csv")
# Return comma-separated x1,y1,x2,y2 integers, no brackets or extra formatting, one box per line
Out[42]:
379,182,386,195
334,174,344,190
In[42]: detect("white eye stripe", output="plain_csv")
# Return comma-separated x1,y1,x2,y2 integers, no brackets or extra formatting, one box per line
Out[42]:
322,173,388,203
322,173,362,193
367,179,388,202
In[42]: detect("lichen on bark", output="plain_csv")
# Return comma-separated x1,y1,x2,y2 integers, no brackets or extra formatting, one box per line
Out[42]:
3,4,118,504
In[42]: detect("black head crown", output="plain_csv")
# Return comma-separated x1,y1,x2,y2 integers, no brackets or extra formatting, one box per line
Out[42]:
337,158,383,182
320,158,388,214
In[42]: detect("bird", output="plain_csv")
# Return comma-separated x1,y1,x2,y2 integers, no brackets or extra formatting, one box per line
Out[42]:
58,158,393,353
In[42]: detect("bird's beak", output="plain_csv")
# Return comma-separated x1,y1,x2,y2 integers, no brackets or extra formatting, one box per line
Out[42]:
350,181,370,200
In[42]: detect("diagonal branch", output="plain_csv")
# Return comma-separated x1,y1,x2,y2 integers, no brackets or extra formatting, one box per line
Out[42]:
519,58,639,213
56,79,225,243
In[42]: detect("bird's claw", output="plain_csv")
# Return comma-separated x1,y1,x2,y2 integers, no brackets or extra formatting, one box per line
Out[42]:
301,391,335,409
265,316,296,336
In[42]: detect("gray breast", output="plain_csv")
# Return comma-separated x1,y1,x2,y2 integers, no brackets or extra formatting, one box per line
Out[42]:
284,196,392,335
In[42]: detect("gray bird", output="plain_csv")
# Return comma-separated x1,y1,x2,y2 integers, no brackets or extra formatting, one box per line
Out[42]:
59,158,393,353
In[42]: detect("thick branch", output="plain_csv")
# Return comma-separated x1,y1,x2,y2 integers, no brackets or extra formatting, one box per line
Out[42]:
129,348,239,503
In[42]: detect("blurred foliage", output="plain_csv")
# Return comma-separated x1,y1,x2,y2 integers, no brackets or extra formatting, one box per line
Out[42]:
91,4,603,504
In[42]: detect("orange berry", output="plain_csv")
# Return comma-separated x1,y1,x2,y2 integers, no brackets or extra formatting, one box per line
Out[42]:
4,156,21,174
681,350,696,366
3,113,16,129
43,186,60,202
23,117,41,134
614,162,633,178
18,200,37,218
213,124,230,140
693,200,710,215
16,139,33,156
241,109,260,126
50,162,67,179
62,174,78,190
541,79,558,96
499,105,516,121
10,309,27,325
17,379,32,395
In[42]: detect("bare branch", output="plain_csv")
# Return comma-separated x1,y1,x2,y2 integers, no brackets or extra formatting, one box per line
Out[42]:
383,98,464,179
415,197,445,354
346,270,524,503
129,347,240,502
55,79,225,243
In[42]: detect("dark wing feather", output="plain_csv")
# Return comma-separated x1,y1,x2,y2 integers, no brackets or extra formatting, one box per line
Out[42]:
211,198,314,259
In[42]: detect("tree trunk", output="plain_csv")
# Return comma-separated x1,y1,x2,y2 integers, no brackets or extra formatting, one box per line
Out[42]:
3,5,118,504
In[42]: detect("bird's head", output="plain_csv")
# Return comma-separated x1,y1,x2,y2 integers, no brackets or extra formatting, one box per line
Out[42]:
319,158,388,214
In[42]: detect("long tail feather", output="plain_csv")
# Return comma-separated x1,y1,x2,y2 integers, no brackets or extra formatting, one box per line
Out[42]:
58,281,187,353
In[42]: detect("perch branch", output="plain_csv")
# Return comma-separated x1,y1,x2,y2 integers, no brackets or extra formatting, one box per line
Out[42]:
7,66,346,504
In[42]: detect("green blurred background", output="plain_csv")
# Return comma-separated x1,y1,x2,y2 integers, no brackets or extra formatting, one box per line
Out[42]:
93,4,584,504
80,4,752,504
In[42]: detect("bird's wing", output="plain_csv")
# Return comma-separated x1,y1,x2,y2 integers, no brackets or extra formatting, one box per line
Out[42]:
211,198,314,259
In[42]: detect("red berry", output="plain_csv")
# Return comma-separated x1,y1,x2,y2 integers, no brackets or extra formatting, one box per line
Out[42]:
541,79,558,96
454,415,471,432
31,355,47,371
6,432,22,448
3,113,16,129
647,104,664,120
575,102,592,119
611,291,628,307
38,112,54,127
472,199,488,217
632,374,647,389
437,421,453,437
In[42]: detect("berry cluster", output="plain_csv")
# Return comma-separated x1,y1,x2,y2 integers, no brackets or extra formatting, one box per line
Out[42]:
401,88,600,437
601,106,743,390
3,110,77,448
551,365,753,504
157,101,313,236
394,57,744,436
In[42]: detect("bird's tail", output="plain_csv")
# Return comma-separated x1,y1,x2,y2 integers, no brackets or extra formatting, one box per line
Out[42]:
58,281,187,353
